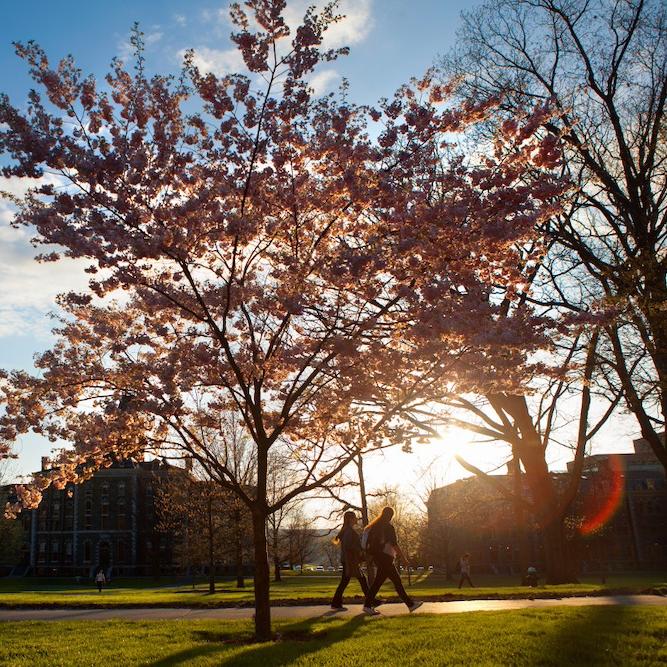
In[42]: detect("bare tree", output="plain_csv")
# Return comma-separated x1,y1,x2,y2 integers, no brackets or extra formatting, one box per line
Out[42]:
284,508,316,573
441,0,667,469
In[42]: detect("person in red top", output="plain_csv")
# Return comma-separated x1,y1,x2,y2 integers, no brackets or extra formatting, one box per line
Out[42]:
362,507,422,615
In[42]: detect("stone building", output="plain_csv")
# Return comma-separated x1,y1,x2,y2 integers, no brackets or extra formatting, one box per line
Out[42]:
15,458,184,577
426,435,667,575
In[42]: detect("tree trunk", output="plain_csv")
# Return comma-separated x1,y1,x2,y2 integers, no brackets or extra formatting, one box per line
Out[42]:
510,454,530,576
541,516,574,584
273,554,282,582
494,396,578,584
251,508,272,641
207,495,215,594
235,508,245,588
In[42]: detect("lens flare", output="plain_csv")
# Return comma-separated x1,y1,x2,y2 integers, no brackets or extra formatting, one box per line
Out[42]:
580,454,625,535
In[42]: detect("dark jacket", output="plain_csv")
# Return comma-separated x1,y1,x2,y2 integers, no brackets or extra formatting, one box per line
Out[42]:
338,526,363,572
368,522,398,558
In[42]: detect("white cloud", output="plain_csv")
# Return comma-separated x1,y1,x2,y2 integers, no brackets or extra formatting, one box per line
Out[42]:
308,69,340,95
283,0,374,48
145,30,164,46
174,14,187,27
0,177,89,339
178,46,245,76
117,28,164,62
215,0,374,49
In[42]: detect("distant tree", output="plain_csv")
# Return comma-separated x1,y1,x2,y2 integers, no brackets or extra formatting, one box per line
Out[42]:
0,460,22,566
265,451,300,582
368,485,426,585
157,474,229,592
285,507,316,573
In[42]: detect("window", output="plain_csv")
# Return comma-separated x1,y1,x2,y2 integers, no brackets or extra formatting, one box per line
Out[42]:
38,541,46,562
118,481,126,497
84,499,93,530
117,498,127,530
52,501,61,530
51,541,60,561
101,501,110,530
64,496,74,530
64,541,73,562
83,540,92,563
117,541,126,563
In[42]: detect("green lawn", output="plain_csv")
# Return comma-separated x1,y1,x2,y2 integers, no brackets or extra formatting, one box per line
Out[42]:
1,607,666,665
0,572,665,608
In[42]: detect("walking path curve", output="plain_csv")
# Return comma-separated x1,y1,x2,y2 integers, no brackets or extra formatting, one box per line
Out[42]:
0,595,665,622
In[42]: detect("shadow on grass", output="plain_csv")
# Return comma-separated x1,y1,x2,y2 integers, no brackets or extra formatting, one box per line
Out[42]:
533,603,631,665
148,615,365,666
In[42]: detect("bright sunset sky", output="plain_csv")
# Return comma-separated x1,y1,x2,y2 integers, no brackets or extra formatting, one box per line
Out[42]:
0,0,640,494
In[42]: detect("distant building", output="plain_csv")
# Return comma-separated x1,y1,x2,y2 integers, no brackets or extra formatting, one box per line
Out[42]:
5,458,184,577
427,435,667,574
569,435,667,571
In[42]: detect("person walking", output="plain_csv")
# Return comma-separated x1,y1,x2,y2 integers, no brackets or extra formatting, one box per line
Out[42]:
330,511,371,611
458,553,474,588
362,507,422,615
95,569,106,593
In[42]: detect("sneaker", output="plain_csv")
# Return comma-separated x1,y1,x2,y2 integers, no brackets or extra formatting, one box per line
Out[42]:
408,600,423,613
363,606,380,616
330,605,347,612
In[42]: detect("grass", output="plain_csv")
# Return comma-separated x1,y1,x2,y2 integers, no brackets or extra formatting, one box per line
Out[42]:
0,606,666,665
0,572,665,609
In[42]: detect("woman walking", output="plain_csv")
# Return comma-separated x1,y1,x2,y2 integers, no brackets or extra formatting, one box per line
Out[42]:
330,511,371,611
362,507,422,615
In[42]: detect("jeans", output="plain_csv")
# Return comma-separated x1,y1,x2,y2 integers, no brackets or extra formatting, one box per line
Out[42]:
331,564,370,606
364,554,412,608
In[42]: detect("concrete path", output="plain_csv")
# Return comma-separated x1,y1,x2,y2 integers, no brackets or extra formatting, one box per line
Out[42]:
0,595,665,622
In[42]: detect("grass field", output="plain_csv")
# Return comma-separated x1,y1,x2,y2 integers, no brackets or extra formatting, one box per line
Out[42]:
0,606,665,665
0,572,665,608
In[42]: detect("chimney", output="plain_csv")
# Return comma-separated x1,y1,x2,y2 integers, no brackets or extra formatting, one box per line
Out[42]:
41,456,50,471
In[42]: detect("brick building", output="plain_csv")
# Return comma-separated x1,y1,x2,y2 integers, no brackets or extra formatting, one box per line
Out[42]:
11,458,184,577
427,435,667,575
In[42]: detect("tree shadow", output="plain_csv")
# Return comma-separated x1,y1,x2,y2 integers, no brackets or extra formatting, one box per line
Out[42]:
530,602,632,665
148,615,365,666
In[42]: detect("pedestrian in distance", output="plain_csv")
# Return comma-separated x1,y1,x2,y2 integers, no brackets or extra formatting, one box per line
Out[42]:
330,511,371,611
458,553,474,588
95,569,106,592
362,506,423,615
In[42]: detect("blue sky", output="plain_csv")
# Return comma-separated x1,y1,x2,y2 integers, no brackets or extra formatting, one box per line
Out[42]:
1,0,477,104
0,0,639,488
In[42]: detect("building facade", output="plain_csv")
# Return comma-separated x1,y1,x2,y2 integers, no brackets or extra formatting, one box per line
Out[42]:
427,436,667,575
17,459,182,577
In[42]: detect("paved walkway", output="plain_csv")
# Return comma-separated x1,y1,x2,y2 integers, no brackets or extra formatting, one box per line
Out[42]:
0,595,665,622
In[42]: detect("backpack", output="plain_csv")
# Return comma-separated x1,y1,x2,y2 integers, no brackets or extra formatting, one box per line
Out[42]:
362,523,385,556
